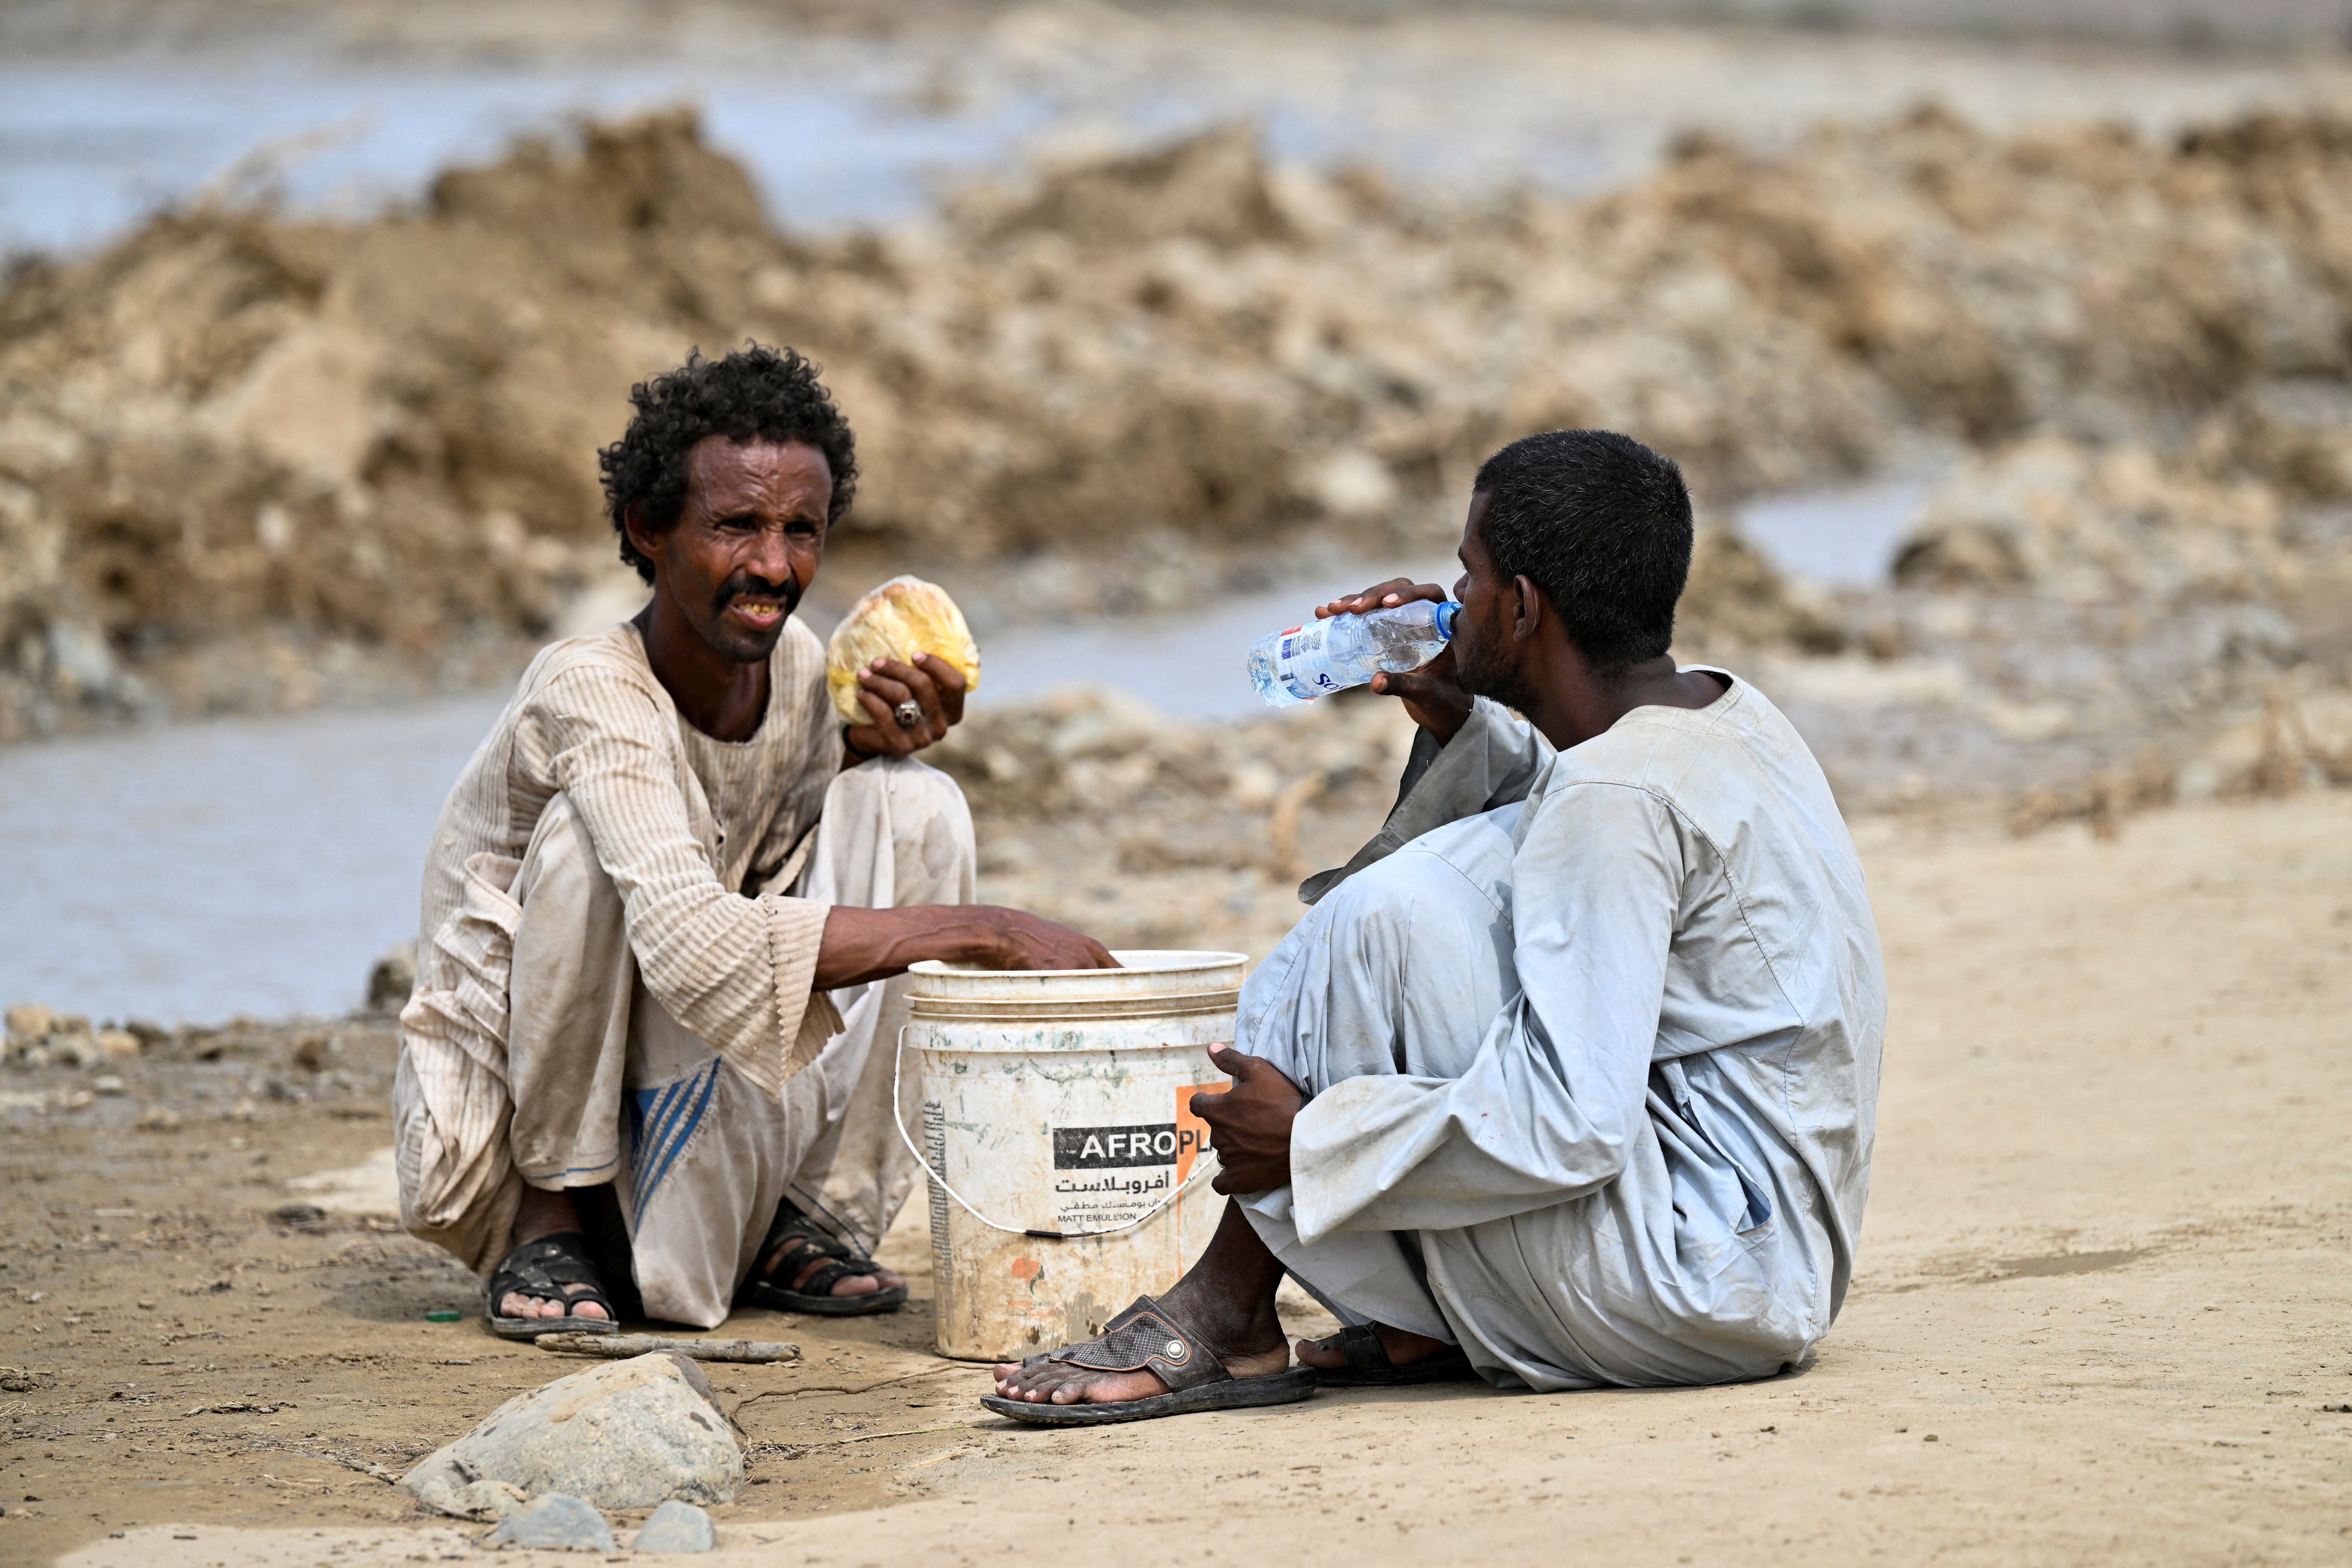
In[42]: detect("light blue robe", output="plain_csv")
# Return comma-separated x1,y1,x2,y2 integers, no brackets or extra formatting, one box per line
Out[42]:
1238,673,1886,1390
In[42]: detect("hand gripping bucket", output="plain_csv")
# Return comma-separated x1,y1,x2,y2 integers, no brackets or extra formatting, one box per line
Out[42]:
894,950,1243,1361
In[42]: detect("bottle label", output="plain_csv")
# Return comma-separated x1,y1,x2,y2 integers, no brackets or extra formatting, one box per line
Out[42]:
1274,623,1340,701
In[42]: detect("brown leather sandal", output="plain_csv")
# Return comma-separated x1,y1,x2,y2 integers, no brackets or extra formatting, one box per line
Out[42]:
978,1293,1318,1426
1309,1322,1478,1387
736,1201,906,1317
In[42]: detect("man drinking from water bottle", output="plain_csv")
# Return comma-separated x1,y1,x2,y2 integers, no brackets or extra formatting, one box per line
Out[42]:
987,428,1886,1421
393,345,1113,1338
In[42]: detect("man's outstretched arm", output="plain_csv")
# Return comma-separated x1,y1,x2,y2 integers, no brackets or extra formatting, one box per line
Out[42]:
813,904,1116,990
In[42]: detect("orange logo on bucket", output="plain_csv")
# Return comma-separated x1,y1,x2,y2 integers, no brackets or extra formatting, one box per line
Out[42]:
1175,1061,1229,1185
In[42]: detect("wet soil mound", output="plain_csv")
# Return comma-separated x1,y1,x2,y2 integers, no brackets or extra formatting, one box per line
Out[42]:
4,105,2352,732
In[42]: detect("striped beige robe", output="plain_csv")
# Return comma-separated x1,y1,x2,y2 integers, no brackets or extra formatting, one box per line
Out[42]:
394,619,846,1274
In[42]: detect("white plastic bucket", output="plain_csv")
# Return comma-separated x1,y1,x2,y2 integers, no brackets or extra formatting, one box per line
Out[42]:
896,950,1244,1362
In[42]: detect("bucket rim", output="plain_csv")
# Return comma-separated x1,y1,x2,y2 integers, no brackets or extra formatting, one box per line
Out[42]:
906,948,1247,1001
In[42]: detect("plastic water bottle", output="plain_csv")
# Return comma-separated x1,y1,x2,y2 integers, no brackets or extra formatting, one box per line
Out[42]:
1247,599,1460,707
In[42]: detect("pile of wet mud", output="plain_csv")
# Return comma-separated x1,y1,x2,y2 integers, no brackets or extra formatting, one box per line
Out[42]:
3,104,2352,741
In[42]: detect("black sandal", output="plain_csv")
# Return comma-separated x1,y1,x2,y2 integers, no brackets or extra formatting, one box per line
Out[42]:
485,1231,621,1341
1309,1322,1478,1387
737,1202,907,1318
979,1293,1319,1426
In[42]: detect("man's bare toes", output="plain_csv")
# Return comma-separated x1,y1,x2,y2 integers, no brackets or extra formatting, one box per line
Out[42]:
1008,1366,1071,1401
1053,1369,1162,1405
828,1273,879,1298
994,1362,1161,1406
570,1300,609,1320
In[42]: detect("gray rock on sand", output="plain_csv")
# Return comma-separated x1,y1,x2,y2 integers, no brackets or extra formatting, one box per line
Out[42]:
366,941,418,1015
632,1500,716,1553
401,1352,742,1517
485,1493,616,1551
407,1455,529,1522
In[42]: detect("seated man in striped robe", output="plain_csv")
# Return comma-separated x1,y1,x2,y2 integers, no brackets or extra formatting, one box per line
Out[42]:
393,345,1111,1337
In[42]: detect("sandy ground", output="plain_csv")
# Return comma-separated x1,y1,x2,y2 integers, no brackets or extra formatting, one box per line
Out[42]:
4,787,2351,1565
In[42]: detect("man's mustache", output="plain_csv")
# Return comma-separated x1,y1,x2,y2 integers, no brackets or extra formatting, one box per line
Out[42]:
715,572,801,617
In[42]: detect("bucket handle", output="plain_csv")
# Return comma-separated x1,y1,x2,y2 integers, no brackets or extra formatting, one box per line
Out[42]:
891,1028,1223,1241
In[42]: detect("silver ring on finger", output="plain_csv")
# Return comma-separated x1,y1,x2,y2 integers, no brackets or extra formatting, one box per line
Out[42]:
893,700,923,729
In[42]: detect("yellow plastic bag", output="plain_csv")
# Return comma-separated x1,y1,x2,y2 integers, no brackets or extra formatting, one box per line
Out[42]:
826,575,982,724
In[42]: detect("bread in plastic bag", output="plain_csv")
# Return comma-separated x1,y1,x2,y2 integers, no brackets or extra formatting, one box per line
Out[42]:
826,575,982,724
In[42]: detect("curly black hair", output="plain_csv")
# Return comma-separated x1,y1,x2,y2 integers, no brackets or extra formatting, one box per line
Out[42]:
598,344,859,583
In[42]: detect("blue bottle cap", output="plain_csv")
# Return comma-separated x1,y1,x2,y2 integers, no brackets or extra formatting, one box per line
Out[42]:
1436,600,1461,639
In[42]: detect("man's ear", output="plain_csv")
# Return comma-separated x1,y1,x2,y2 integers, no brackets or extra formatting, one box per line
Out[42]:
1509,574,1544,642
623,502,662,568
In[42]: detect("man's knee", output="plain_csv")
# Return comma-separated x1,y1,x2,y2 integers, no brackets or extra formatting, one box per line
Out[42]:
830,753,968,818
1242,810,1517,1084
1325,824,1510,960
822,755,975,903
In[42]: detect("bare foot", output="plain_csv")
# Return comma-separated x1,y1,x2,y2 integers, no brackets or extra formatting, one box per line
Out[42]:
498,1283,610,1320
496,1187,611,1322
1295,1323,1451,1371
990,1339,1290,1406
989,1275,1288,1406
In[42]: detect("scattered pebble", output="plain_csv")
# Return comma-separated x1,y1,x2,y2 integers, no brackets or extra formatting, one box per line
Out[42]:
632,1499,716,1554
485,1493,614,1552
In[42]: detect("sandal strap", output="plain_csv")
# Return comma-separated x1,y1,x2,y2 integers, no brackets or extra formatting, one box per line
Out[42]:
488,1231,615,1317
760,1228,884,1296
1043,1294,1232,1394
783,1258,865,1298
1334,1322,1391,1371
766,1229,874,1271
757,1204,881,1275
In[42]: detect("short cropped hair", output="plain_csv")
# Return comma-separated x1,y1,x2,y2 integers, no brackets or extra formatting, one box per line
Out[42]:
1472,430,1693,669
598,344,859,583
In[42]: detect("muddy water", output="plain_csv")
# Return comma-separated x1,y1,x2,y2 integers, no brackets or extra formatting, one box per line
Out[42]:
6,15,2346,257
0,492,1907,1027
0,569,1409,1025
0,690,510,1026
1741,477,1928,585
0,51,1048,254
